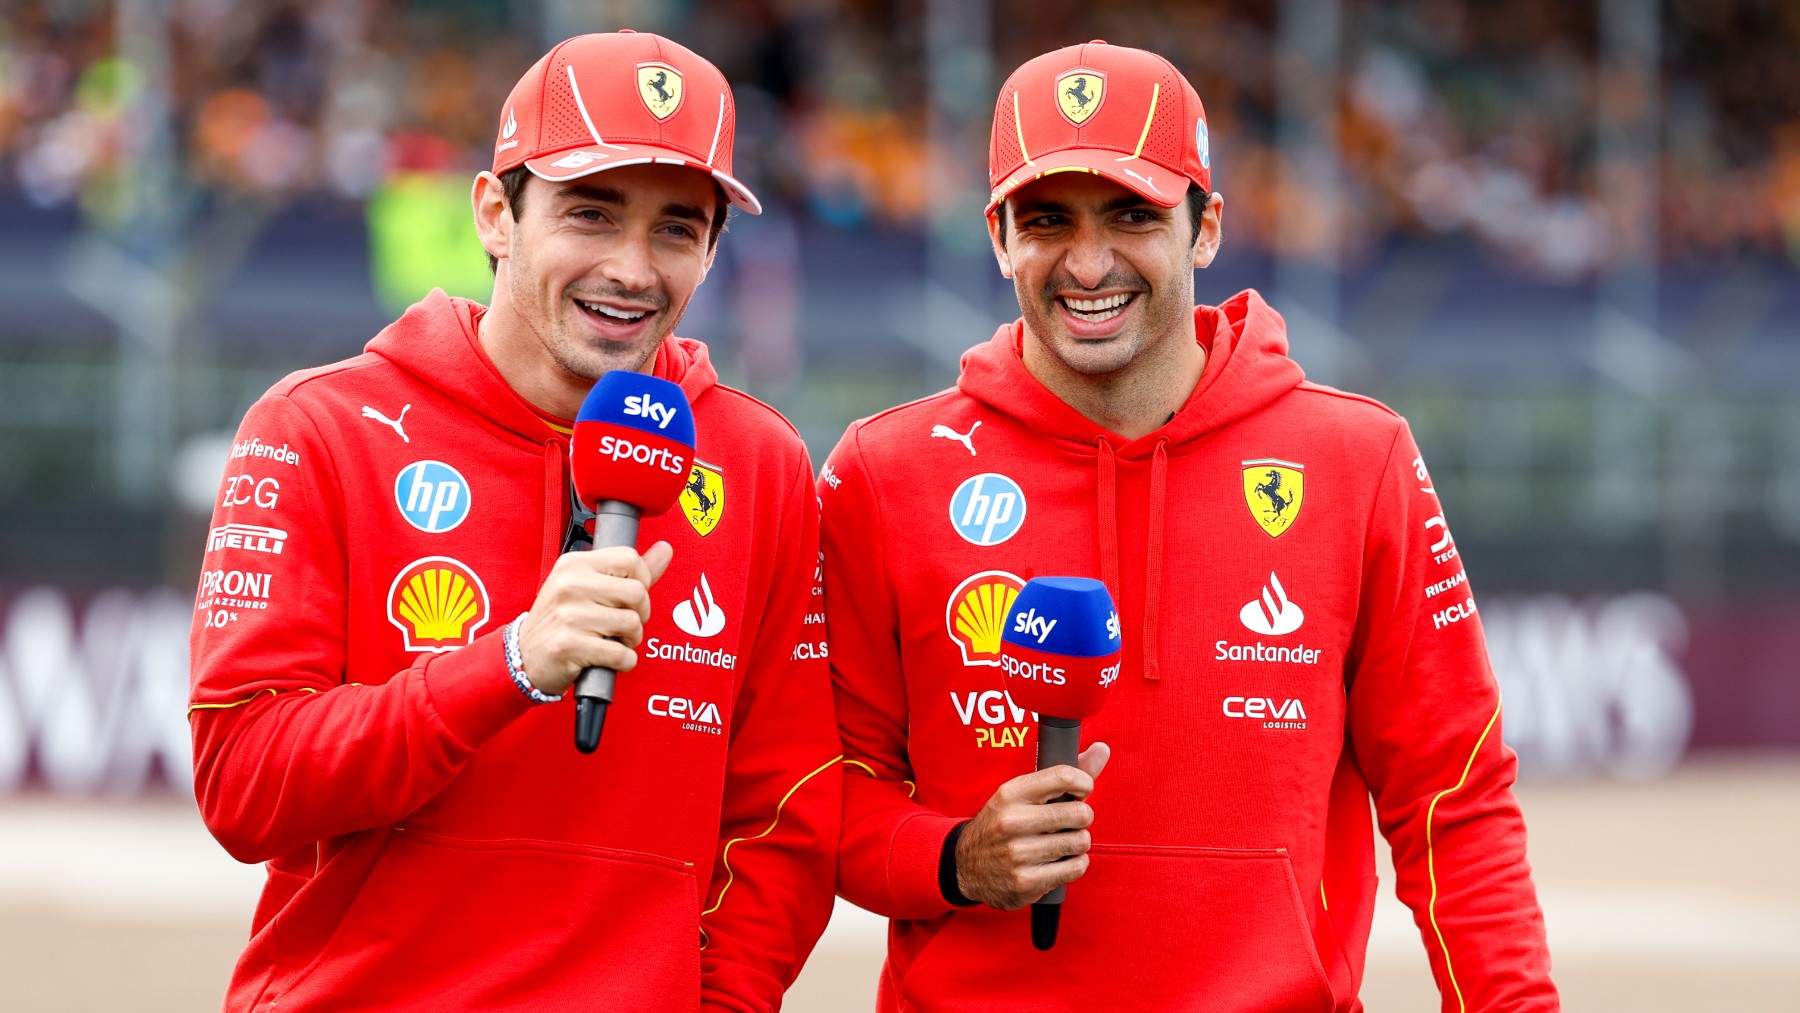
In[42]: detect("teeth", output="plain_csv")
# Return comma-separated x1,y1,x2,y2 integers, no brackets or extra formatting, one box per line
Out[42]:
578,299,648,322
1066,294,1130,313
1062,293,1132,321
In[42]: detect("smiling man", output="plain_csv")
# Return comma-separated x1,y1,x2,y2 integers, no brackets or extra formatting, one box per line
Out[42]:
189,31,839,1012
821,42,1558,1011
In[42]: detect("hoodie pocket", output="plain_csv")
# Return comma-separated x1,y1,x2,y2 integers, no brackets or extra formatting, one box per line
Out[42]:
269,829,701,1012
899,844,1335,1013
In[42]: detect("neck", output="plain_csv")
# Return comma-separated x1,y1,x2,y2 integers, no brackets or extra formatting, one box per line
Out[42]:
1022,315,1206,443
480,330,587,422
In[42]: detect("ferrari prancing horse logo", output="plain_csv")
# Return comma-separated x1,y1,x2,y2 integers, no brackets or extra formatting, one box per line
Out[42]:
681,460,723,536
1243,459,1304,538
1056,69,1105,125
637,63,684,120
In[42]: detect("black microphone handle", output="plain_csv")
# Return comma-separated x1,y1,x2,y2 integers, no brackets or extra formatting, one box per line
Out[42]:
574,501,642,754
1032,714,1082,950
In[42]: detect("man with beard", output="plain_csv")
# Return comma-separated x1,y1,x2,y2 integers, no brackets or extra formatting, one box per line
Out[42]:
821,41,1557,1011
189,31,838,1012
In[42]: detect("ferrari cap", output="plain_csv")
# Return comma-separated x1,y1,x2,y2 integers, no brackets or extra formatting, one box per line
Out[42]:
491,30,761,214
988,41,1210,215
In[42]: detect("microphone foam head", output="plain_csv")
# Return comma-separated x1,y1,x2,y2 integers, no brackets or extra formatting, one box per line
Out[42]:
571,371,697,514
999,576,1122,720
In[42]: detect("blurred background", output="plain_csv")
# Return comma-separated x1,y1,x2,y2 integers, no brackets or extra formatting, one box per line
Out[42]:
1,0,1796,1009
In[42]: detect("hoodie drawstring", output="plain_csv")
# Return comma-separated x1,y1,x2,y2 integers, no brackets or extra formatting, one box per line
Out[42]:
1143,438,1169,682
542,438,567,576
1096,437,1122,606
1096,435,1171,683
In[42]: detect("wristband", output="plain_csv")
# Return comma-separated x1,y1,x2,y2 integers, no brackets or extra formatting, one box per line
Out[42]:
502,613,563,704
939,820,978,906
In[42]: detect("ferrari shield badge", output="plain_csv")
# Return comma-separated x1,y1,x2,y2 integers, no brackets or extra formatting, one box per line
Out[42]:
1056,69,1105,125
681,460,723,536
1242,459,1304,538
637,63,684,120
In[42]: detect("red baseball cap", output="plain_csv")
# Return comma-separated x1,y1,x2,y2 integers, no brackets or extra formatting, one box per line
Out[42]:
491,30,761,215
987,41,1211,216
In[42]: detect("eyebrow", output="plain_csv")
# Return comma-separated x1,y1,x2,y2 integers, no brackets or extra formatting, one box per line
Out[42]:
552,183,711,226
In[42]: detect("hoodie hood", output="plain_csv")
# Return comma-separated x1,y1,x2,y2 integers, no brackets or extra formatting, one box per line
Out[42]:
956,289,1303,460
955,289,1302,682
366,289,720,442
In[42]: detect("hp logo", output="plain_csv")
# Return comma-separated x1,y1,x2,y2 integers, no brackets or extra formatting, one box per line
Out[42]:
395,461,471,533
949,473,1026,546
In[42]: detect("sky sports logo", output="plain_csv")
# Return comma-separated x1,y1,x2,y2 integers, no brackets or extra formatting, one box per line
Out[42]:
622,393,678,430
230,437,300,466
207,523,287,555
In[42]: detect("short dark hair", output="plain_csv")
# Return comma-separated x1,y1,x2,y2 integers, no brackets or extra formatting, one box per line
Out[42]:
998,182,1212,248
485,167,731,273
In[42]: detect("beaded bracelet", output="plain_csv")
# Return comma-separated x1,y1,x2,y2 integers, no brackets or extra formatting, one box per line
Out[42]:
502,613,562,705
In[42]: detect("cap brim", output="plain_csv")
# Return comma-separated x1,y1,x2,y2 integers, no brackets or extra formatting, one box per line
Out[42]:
524,142,763,216
986,147,1185,216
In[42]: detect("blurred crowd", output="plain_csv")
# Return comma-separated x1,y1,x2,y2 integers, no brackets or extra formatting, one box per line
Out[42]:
2,0,1798,279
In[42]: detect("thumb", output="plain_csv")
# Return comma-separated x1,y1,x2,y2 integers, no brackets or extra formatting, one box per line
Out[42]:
1077,741,1111,780
642,540,675,586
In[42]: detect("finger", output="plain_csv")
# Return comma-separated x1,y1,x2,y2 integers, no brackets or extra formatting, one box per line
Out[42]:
577,546,653,587
1004,765,1096,805
1017,853,1091,899
577,603,647,648
574,571,652,624
1077,741,1111,780
641,540,674,586
1007,828,1092,866
992,798,1093,838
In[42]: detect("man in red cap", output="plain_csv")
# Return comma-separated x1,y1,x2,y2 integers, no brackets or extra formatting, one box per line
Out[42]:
190,31,839,1011
822,42,1559,1010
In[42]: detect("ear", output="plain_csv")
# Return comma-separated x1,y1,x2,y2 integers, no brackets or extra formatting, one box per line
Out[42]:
987,207,1014,279
472,171,513,263
1193,190,1225,270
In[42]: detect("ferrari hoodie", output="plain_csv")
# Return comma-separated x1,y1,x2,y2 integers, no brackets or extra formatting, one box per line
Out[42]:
820,290,1556,1012
189,290,840,1012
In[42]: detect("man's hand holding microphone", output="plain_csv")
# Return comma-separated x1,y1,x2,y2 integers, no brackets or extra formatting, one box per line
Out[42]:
511,370,696,751
953,577,1122,948
515,541,673,698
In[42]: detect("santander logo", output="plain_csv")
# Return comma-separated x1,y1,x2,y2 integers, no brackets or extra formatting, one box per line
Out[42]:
1239,572,1304,636
673,573,727,638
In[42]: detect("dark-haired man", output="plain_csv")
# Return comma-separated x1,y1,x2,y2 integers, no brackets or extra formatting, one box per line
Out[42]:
822,41,1557,1011
190,31,838,1011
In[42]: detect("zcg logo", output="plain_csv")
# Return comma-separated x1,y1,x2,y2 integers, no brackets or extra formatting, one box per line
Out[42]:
221,475,279,510
394,461,471,533
949,473,1026,546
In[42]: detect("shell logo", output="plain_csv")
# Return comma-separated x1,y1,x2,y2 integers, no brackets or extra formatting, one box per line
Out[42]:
945,570,1025,667
387,556,490,653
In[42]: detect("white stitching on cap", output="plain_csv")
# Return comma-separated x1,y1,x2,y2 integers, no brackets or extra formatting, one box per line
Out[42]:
706,93,725,166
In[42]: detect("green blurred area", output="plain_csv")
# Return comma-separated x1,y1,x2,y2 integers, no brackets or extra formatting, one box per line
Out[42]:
366,172,493,316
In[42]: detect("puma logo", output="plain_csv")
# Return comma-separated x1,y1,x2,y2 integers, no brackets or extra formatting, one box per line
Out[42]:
931,421,981,456
361,404,411,443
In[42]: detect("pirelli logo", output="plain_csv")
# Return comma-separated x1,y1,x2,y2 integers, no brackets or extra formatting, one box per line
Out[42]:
207,523,288,556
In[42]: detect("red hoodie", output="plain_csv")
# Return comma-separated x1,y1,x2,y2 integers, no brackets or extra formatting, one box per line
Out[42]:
189,291,840,1012
820,291,1556,1012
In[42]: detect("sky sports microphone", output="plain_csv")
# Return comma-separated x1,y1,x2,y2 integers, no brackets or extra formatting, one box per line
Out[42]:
998,576,1122,951
569,370,696,754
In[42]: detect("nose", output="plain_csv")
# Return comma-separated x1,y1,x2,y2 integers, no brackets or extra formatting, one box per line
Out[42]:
598,229,658,294
1062,222,1114,290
